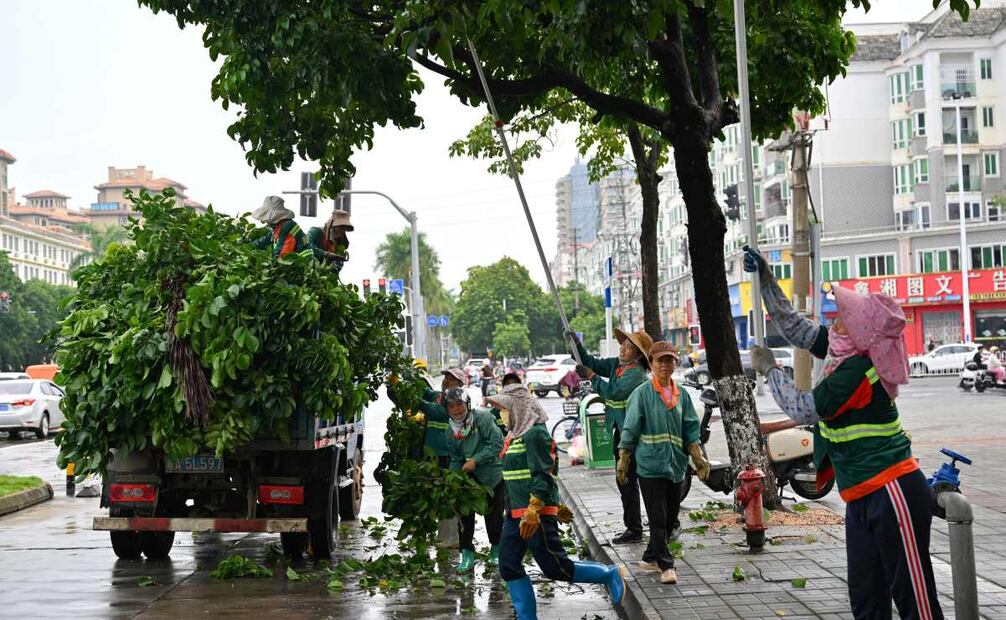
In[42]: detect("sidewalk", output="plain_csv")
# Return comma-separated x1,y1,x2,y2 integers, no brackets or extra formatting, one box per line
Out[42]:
558,460,1006,619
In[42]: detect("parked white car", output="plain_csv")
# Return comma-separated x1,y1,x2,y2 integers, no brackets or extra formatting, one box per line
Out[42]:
524,354,578,397
0,379,65,439
0,372,30,381
909,343,981,377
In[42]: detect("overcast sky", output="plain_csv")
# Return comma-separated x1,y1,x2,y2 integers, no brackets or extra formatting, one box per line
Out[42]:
3,0,941,292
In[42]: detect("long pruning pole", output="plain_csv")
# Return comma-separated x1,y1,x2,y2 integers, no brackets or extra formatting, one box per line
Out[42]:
465,38,582,364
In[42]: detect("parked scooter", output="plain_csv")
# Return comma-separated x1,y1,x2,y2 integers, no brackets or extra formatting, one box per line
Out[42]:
680,383,834,501
959,361,1006,393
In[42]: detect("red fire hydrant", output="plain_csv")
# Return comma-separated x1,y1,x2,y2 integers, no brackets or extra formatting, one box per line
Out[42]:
735,465,767,551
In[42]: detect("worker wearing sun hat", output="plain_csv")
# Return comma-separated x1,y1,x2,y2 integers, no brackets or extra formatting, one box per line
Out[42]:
567,327,652,545
308,209,353,273
251,196,313,259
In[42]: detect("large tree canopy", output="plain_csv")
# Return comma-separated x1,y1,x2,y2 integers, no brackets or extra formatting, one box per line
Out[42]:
374,228,453,315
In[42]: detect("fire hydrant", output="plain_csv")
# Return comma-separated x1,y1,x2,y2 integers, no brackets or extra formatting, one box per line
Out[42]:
735,465,767,551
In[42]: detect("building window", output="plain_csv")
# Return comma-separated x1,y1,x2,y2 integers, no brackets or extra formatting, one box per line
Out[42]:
911,64,925,91
894,164,914,194
980,58,993,80
891,119,912,149
984,152,999,177
918,249,959,273
983,106,995,128
914,112,926,136
858,254,895,277
771,263,792,280
948,201,982,221
970,244,1006,269
914,157,929,183
989,200,1003,222
889,72,909,104
822,258,850,281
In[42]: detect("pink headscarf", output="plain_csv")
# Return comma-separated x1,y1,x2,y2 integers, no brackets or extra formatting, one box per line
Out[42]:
822,286,910,399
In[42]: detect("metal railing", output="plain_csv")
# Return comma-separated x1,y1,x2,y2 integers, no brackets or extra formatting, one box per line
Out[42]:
945,175,982,192
943,129,979,144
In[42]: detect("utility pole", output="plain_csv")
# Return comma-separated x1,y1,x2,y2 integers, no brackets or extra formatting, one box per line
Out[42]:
572,226,580,310
953,97,973,343
790,120,813,391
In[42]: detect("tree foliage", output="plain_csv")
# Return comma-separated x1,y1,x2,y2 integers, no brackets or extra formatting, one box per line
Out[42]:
70,224,129,275
492,310,531,358
0,253,74,370
373,228,453,315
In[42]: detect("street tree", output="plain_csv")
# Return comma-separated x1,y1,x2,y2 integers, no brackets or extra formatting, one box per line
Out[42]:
140,0,975,502
0,253,74,369
492,310,531,359
374,228,453,314
69,224,128,275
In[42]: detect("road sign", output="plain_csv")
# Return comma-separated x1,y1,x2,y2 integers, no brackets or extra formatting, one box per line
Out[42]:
388,279,405,295
439,315,449,327
769,250,782,263
427,315,439,327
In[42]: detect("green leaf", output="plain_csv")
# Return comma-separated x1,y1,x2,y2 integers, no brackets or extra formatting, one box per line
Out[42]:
286,566,304,582
137,576,157,587
430,578,446,588
790,577,807,588
157,365,173,389
732,565,748,581
792,503,809,513
326,578,344,590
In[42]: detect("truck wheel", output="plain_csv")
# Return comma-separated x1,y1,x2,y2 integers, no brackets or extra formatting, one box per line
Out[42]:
338,454,363,521
281,532,309,558
109,507,141,560
139,531,175,560
309,476,339,560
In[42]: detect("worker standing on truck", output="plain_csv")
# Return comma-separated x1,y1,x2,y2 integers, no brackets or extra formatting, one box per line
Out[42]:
569,328,652,545
307,209,353,273
250,196,313,259
488,382,626,620
442,387,505,572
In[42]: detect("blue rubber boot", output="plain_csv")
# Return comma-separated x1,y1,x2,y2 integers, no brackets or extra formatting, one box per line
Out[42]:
456,548,476,573
506,576,537,620
571,560,626,605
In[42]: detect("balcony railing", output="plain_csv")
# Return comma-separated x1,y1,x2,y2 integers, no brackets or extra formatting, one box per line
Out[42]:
940,64,976,99
943,129,979,144
941,81,977,99
945,175,982,192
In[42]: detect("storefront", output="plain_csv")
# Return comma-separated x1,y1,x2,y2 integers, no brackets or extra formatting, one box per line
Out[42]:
834,268,1006,355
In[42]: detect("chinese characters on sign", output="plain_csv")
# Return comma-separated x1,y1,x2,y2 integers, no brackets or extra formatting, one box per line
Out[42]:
839,269,1006,304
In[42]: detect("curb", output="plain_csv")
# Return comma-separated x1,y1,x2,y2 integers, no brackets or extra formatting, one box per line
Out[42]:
557,475,658,620
0,482,54,517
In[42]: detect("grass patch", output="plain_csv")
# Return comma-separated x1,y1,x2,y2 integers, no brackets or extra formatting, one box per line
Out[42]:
0,475,44,498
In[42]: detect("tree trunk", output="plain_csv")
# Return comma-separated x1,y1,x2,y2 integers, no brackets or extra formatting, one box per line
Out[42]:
627,126,664,342
671,134,779,508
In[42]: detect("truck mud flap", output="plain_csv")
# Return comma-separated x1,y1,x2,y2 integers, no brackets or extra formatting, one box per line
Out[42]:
93,517,308,533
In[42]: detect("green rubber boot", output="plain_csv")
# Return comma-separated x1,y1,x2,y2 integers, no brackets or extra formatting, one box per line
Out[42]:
487,545,500,566
456,548,476,573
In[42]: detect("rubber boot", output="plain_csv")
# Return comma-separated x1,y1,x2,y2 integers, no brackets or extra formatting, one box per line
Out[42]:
506,576,537,620
455,548,476,573
571,560,626,605
487,545,500,566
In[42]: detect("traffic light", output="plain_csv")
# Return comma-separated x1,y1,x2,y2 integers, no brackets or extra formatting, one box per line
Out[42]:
724,183,741,220
300,171,317,217
378,278,387,295
362,279,371,298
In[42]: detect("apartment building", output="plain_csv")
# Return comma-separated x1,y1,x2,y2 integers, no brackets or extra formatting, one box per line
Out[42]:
88,165,206,228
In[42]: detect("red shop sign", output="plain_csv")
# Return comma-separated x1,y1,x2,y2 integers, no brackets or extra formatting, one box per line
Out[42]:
836,268,1006,305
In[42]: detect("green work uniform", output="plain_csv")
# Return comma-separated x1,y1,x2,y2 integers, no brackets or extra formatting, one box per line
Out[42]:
575,340,648,434
252,220,313,259
619,380,700,482
446,409,504,490
807,325,916,502
417,387,451,458
306,227,348,274
501,424,562,518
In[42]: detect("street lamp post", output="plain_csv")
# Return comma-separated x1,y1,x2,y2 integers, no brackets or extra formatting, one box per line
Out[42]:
953,98,973,343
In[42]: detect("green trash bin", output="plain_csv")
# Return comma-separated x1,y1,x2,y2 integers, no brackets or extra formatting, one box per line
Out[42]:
579,395,615,469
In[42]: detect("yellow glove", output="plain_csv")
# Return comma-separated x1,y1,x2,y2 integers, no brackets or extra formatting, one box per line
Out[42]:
519,496,544,539
410,412,426,425
557,504,574,524
616,449,632,486
387,373,400,386
688,443,710,481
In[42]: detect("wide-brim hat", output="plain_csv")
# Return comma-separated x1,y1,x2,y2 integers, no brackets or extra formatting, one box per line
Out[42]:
252,195,295,225
648,341,679,362
441,368,466,384
614,328,654,360
328,209,354,231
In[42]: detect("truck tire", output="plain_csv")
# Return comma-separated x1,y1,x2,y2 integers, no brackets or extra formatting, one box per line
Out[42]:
109,507,141,560
139,531,175,559
308,449,340,560
281,532,309,558
339,452,363,521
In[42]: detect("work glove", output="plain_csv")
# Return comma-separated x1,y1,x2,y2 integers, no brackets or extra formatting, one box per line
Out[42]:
565,329,580,345
462,458,476,473
556,504,574,524
750,345,778,376
616,449,632,486
409,412,426,425
742,245,768,275
575,364,594,380
387,373,400,386
519,496,545,539
687,443,711,481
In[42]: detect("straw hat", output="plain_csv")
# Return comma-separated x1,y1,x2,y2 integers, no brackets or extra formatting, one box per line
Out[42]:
614,328,654,360
328,209,354,231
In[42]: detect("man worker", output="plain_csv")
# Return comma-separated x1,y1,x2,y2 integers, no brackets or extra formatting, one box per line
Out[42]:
251,196,313,259
569,328,652,544
308,209,353,273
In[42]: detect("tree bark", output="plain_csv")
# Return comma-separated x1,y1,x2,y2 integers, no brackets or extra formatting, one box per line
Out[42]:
671,134,779,507
627,125,664,342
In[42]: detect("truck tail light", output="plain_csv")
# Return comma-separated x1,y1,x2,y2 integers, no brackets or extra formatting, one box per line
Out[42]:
109,483,157,504
258,485,304,505
10,399,35,408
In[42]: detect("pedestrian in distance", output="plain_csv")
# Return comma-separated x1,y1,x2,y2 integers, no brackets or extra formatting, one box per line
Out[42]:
745,246,943,620
488,382,626,620
480,360,495,397
250,196,314,259
307,209,353,274
442,387,505,572
617,341,710,585
568,328,652,544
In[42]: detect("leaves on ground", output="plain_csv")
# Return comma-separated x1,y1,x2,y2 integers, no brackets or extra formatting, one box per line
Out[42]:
210,555,273,579
731,564,748,581
326,578,344,590
137,576,157,587
792,503,809,513
683,525,709,535
430,578,446,588
286,566,305,582
667,541,685,559
791,577,808,588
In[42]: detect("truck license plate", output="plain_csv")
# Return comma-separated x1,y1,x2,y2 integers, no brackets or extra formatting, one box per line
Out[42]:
166,455,223,473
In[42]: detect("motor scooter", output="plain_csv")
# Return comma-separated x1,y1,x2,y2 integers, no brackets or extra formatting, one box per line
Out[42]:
680,384,834,501
960,361,1006,392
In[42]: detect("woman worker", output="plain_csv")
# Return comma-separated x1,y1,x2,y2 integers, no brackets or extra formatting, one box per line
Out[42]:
744,246,942,620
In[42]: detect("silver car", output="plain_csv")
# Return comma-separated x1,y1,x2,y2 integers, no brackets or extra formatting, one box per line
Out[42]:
0,380,65,439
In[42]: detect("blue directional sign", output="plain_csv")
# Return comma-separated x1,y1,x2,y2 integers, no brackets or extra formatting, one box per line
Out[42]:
387,279,405,295
439,315,449,328
768,250,782,263
427,315,439,327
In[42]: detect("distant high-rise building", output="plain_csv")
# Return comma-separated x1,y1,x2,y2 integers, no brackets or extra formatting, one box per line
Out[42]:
551,158,600,287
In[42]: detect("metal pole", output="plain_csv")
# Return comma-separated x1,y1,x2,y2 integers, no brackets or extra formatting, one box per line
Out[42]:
734,0,765,347
465,38,582,365
955,101,973,343
605,256,614,355
937,491,979,619
791,132,812,390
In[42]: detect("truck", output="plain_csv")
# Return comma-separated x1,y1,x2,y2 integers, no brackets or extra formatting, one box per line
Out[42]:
92,409,365,560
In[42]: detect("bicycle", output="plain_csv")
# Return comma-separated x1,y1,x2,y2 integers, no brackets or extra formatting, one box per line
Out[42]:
550,382,593,454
